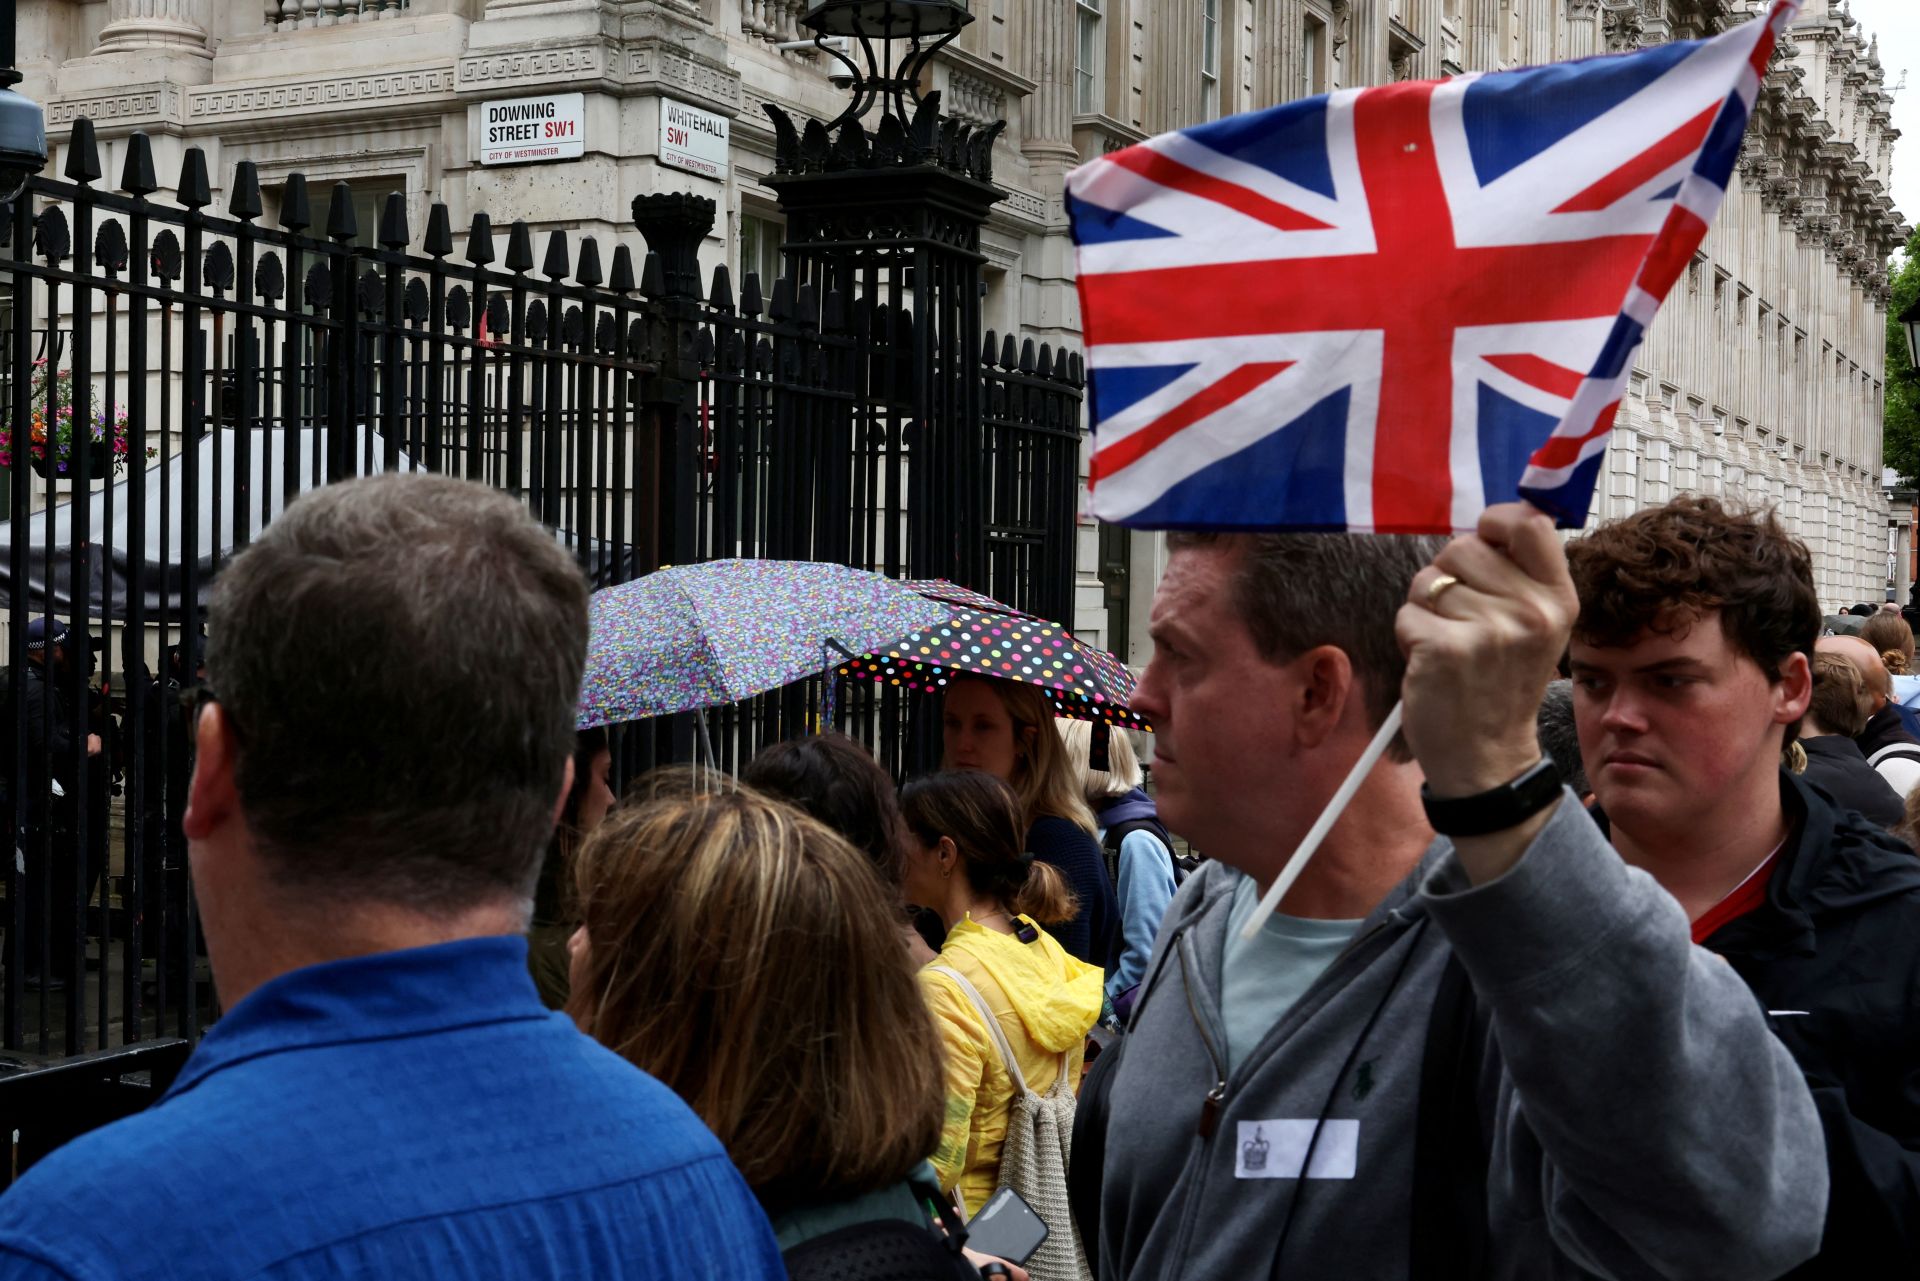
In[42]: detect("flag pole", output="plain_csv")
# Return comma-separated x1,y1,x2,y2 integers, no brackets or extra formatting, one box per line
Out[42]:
1238,700,1404,939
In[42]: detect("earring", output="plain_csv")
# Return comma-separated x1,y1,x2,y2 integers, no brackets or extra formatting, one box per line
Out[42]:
942,867,952,879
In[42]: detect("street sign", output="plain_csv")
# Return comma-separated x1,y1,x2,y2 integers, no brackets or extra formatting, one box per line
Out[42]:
479,93,586,166
659,98,729,180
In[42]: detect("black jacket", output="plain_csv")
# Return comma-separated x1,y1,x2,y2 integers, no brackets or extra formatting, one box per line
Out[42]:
1704,771,1920,1279
17,661,77,828
1797,735,1905,830
1855,704,1919,763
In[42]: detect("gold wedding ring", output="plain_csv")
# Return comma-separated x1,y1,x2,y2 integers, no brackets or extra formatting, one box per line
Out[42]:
1425,574,1461,609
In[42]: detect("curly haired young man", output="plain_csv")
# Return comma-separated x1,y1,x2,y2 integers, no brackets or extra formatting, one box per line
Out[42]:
1566,495,1920,1277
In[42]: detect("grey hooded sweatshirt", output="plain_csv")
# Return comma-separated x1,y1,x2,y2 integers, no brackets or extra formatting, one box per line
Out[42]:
1097,794,1827,1280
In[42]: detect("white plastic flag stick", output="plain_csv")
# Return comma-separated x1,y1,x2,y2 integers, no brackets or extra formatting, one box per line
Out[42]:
1238,700,1405,940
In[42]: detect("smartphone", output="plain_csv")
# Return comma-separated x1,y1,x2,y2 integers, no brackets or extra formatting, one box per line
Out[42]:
964,1186,1050,1266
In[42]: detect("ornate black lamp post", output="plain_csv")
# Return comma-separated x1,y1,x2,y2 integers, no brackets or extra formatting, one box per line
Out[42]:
802,0,974,129
763,0,1008,600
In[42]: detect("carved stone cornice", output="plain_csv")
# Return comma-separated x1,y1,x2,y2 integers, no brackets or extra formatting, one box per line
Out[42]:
626,43,742,113
188,66,457,122
45,82,187,133
457,43,613,94
447,38,742,114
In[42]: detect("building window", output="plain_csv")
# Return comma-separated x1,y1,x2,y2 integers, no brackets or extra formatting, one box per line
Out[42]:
280,180,393,314
1076,0,1103,115
1201,0,1220,119
1304,14,1327,96
738,212,784,290
316,182,389,251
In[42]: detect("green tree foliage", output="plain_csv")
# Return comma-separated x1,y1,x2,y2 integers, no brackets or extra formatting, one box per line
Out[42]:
1885,230,1920,486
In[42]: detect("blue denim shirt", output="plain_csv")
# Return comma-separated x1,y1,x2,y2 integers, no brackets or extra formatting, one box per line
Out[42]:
0,936,785,1281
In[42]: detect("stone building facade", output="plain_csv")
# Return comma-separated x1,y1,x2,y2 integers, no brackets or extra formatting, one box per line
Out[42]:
13,0,1905,653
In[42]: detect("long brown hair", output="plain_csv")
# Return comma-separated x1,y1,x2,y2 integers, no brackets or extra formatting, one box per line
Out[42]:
1861,612,1914,676
899,770,1078,926
567,772,943,1204
945,675,1099,836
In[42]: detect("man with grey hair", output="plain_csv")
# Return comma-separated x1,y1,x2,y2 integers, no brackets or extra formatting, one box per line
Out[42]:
0,476,784,1280
1077,508,1823,1279
1535,679,1590,801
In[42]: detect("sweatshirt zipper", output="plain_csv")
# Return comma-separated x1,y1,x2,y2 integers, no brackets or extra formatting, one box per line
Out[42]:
1177,940,1229,1138
1161,911,1409,1281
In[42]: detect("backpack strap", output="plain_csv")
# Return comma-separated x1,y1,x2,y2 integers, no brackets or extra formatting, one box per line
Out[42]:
929,965,1029,1094
1101,817,1175,890
1867,742,1920,768
930,964,1071,1095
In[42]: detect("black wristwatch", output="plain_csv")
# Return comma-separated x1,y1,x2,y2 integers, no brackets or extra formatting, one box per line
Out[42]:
1421,756,1562,837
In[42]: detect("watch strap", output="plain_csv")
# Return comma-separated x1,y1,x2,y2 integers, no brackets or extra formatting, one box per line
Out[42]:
1421,756,1562,837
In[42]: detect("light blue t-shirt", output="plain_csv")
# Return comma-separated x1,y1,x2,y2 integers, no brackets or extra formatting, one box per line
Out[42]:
1220,876,1363,1075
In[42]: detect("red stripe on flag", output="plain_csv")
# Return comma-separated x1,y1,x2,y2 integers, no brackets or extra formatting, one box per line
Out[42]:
1090,361,1294,483
1107,147,1336,233
1551,103,1720,214
1635,205,1709,302
1749,20,1780,79
1484,353,1586,400
1529,398,1625,471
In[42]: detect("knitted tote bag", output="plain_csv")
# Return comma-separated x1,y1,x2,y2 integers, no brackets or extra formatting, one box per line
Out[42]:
930,966,1093,1281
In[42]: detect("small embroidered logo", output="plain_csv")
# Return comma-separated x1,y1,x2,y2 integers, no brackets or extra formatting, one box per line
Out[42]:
1242,1126,1271,1172
1352,1059,1376,1102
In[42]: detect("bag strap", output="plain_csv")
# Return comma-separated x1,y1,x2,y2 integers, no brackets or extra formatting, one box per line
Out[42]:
929,965,1029,1094
1103,818,1174,893
1868,742,1920,767
930,964,1072,1094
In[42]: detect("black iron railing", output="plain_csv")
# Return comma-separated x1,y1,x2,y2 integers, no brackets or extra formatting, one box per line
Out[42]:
0,115,1082,1058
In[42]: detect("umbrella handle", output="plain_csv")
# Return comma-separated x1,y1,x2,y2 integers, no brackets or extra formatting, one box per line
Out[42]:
695,706,727,789
820,672,840,731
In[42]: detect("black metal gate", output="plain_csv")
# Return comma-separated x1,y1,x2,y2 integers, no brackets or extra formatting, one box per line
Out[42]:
0,106,1082,1057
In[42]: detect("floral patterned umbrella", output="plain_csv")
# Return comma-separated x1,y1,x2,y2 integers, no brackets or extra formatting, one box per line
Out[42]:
837,592,1152,733
578,559,950,729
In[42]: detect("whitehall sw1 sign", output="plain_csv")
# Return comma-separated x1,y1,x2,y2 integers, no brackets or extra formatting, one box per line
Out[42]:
480,94,585,166
659,98,729,179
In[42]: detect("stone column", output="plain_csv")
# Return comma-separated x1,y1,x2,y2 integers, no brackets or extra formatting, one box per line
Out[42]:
1347,0,1385,87
1023,0,1078,170
94,0,213,57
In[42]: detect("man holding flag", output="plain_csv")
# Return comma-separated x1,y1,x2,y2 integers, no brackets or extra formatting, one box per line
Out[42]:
1068,3,1830,1277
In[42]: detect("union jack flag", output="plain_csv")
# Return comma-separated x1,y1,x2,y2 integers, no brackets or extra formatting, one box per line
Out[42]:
1067,1,1799,533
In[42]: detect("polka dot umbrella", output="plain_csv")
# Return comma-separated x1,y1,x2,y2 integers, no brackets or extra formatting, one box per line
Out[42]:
837,591,1152,733
578,559,951,729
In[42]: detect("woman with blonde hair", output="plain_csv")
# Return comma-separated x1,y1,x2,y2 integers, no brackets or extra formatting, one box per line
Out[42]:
900,770,1101,1278
941,675,1119,968
1056,720,1178,1019
566,776,963,1271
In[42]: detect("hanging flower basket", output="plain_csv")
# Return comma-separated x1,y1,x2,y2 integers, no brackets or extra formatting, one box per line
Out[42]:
0,360,152,482
26,442,116,481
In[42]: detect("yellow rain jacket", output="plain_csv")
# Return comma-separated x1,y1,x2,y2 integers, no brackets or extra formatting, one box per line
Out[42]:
920,914,1104,1215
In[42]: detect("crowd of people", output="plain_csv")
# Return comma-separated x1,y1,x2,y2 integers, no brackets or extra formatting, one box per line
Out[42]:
0,473,1911,1281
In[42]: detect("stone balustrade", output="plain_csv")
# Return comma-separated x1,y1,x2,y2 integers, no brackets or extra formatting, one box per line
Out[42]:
741,0,809,47
265,0,411,30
